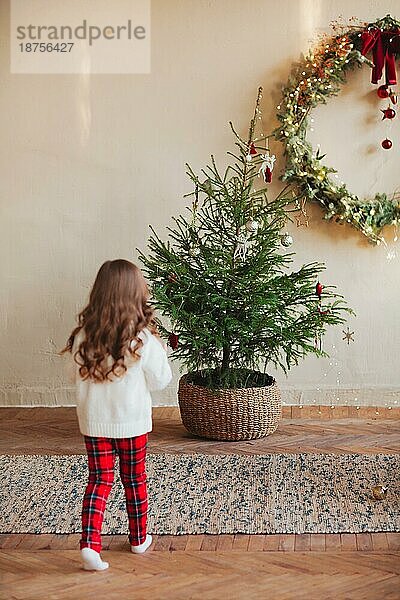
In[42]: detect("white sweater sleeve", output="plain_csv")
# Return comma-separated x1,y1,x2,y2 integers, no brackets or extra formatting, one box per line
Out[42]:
140,329,173,392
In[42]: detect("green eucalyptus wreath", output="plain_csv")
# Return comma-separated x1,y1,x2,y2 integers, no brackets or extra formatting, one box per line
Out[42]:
275,15,400,244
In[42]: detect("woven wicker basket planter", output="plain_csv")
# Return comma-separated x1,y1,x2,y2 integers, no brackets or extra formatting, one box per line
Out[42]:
178,373,282,441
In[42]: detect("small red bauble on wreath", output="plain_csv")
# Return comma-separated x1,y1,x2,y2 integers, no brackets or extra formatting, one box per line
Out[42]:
274,14,400,245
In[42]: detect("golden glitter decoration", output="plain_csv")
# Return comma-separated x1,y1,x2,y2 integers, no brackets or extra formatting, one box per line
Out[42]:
372,485,388,500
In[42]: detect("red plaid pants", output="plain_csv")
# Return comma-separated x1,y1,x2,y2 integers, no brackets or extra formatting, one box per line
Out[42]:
80,434,148,552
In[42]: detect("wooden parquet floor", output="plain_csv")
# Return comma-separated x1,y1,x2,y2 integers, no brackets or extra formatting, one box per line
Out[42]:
0,406,399,600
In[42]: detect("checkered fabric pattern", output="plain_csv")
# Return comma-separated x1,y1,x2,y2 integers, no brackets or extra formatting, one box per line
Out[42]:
80,434,148,551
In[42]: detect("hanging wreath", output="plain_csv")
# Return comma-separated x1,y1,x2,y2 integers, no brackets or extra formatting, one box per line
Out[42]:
275,14,400,244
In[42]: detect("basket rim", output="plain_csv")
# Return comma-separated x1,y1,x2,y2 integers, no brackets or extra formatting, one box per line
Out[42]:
179,371,278,393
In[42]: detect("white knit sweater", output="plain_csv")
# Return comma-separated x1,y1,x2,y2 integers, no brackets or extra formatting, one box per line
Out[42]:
71,328,172,438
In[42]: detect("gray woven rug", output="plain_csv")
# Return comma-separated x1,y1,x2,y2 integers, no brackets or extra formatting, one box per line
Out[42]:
0,453,398,534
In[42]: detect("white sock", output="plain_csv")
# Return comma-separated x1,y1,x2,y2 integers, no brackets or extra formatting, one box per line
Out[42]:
81,547,109,571
131,534,153,554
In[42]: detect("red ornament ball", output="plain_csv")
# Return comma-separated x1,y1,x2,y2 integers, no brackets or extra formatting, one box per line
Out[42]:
168,332,179,350
377,85,389,99
316,281,323,298
381,107,396,120
381,138,393,150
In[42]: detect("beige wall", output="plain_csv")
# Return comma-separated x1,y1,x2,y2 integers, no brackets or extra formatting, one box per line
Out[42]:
1,0,399,408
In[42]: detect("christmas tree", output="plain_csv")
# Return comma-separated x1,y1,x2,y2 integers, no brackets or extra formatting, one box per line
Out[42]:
139,88,351,389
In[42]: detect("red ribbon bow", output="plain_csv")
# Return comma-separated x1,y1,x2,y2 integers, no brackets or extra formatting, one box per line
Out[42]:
361,27,400,86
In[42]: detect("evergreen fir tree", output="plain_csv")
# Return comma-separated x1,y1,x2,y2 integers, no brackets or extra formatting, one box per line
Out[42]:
138,88,351,389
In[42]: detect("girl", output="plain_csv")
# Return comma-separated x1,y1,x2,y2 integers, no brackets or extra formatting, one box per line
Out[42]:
63,259,172,571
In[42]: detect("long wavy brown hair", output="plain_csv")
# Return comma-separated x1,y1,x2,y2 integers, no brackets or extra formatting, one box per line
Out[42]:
62,260,157,382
